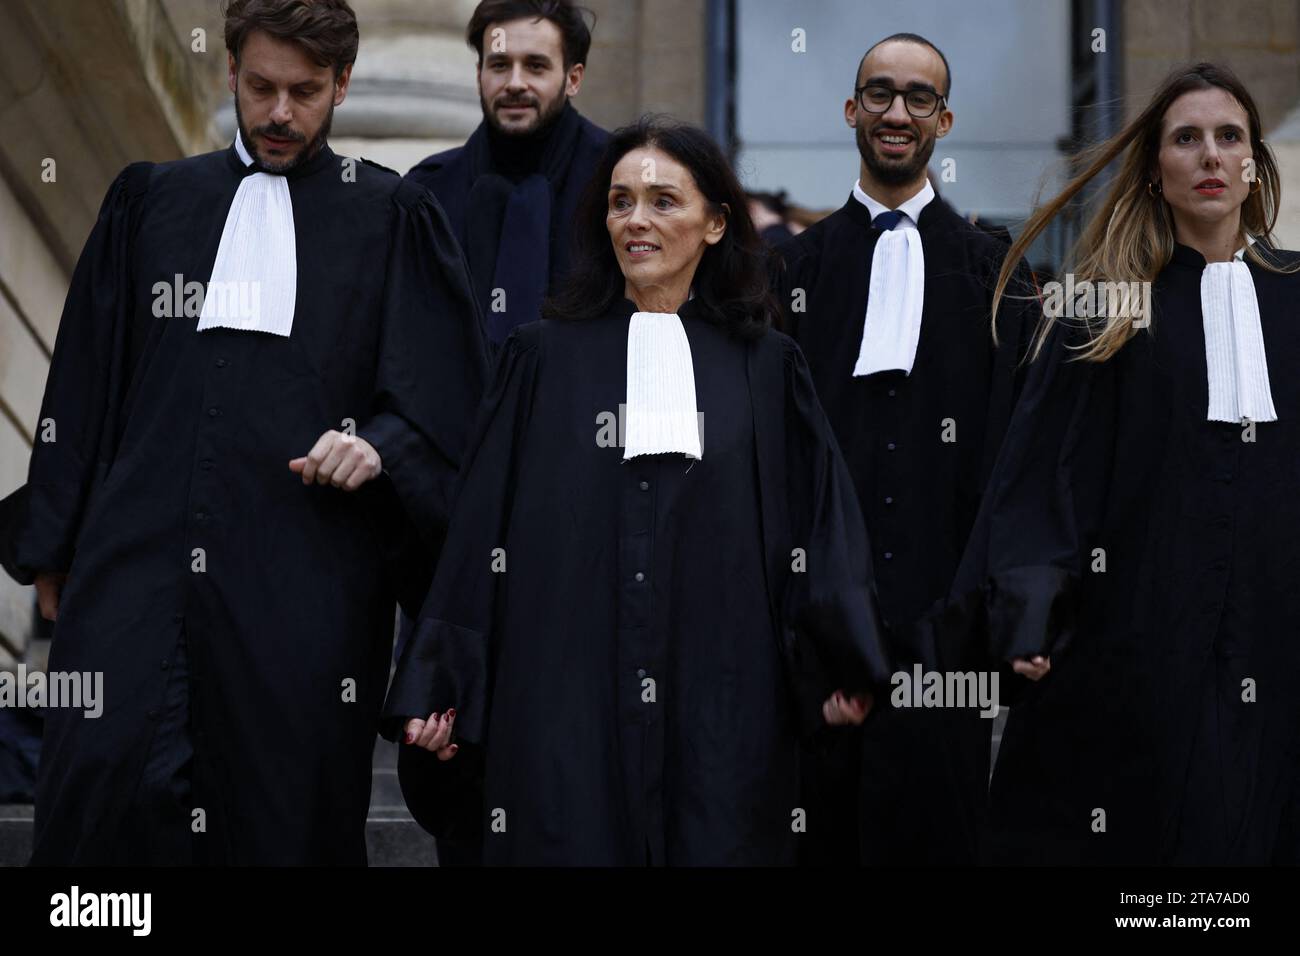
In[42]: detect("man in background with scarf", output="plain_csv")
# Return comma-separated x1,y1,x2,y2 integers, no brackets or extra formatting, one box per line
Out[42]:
408,0,609,349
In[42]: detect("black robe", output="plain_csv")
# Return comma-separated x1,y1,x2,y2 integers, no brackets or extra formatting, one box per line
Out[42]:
772,195,1036,865
381,299,891,865
406,103,608,344
0,143,487,864
951,241,1300,865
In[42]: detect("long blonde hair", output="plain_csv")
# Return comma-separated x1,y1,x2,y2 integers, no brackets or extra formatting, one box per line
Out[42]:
994,62,1286,363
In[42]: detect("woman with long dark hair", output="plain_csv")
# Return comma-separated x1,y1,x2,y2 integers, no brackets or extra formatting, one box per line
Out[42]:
381,117,888,865
955,62,1300,864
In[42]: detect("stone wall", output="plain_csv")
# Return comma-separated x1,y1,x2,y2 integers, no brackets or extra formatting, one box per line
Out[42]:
581,0,708,131
1123,0,1300,246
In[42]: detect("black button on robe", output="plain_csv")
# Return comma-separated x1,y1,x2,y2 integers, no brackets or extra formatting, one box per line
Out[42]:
0,144,486,864
949,242,1300,864
382,300,890,865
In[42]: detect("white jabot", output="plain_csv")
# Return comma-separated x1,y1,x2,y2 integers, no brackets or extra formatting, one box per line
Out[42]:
197,129,297,337
851,178,934,376
624,311,702,460
1201,238,1277,423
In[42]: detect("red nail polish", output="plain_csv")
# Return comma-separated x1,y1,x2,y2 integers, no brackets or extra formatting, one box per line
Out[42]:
404,732,414,744
447,708,456,719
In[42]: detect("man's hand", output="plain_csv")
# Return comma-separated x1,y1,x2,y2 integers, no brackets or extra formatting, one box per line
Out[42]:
289,431,382,491
1011,655,1051,681
404,710,458,761
34,571,67,622
822,689,873,726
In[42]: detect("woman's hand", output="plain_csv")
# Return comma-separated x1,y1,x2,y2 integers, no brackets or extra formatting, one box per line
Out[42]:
1011,655,1051,681
404,709,459,760
822,689,873,726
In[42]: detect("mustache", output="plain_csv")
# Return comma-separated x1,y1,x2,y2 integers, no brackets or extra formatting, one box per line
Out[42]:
496,96,538,109
253,123,306,143
869,120,921,140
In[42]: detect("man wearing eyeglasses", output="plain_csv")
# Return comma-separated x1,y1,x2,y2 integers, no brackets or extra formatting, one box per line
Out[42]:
772,33,1044,867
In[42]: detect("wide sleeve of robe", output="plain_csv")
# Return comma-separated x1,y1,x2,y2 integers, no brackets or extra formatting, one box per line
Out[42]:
0,163,153,586
355,178,488,611
775,336,893,727
380,325,538,746
933,320,1111,666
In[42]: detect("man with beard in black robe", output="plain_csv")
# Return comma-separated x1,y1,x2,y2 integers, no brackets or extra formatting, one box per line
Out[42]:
407,0,609,348
0,0,485,864
772,33,1043,866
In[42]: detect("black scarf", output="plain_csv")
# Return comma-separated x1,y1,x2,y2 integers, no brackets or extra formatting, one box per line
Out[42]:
463,102,587,342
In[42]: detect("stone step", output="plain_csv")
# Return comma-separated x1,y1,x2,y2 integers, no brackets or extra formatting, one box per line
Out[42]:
0,735,428,867
370,767,405,812
0,805,438,867
372,735,399,771
0,805,33,868
366,816,439,867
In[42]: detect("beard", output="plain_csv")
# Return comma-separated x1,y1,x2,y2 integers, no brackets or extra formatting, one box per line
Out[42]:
856,117,936,187
482,85,568,138
234,91,334,174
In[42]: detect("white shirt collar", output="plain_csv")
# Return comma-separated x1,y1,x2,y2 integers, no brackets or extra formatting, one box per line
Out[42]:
234,129,255,168
852,178,935,227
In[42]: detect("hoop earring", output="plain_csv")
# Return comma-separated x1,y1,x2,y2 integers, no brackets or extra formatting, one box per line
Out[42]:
1147,180,1162,196
1249,177,1262,195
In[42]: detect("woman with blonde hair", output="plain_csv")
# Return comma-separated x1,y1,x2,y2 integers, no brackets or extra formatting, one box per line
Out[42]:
951,61,1300,864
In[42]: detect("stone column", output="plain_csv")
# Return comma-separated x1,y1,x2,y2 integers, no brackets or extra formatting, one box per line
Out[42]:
581,0,708,132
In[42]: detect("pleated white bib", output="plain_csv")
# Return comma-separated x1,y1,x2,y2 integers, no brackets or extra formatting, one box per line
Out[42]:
1201,241,1277,423
196,130,298,337
623,311,702,460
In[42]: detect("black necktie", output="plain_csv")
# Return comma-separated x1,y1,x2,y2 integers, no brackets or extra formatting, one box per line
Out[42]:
873,209,904,231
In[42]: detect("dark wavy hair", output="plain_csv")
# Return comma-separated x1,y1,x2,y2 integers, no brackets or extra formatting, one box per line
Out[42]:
224,0,358,78
544,116,778,339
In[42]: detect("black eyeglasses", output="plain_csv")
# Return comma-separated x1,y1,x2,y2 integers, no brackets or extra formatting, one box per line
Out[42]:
855,84,946,118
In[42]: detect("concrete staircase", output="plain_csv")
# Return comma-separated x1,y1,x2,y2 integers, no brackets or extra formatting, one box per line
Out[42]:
366,734,440,866
0,735,438,866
